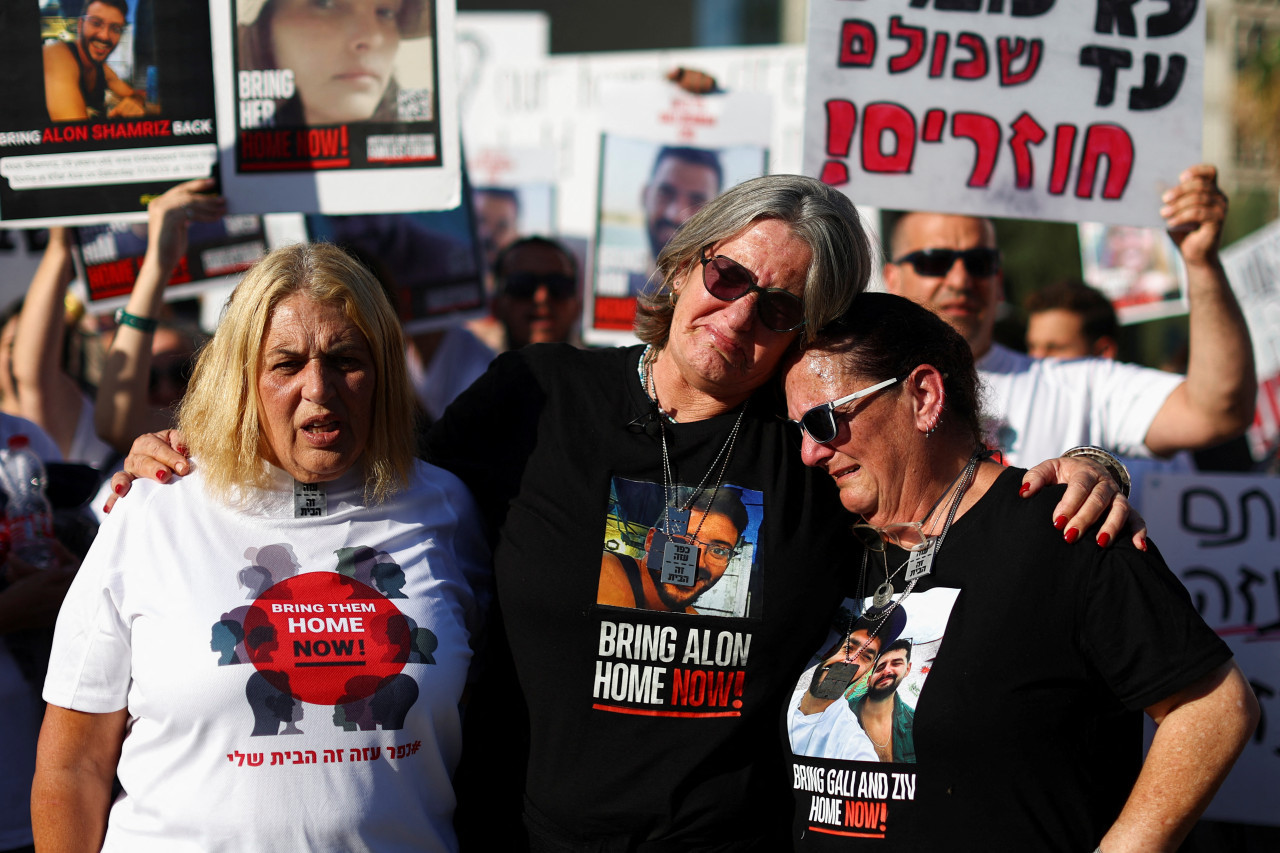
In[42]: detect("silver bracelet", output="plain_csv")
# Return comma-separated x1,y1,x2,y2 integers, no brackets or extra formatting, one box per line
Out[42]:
1062,446,1131,499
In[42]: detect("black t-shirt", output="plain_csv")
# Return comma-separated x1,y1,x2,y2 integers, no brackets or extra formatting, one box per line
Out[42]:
785,467,1231,852
428,344,856,848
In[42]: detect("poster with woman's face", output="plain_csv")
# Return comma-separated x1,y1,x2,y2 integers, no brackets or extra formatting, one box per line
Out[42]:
214,0,462,214
0,0,218,225
234,0,438,170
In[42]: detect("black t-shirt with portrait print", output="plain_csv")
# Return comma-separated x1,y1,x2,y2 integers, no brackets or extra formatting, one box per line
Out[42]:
784,466,1231,852
429,343,858,850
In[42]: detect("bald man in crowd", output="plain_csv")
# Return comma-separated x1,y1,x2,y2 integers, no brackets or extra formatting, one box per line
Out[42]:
883,164,1255,481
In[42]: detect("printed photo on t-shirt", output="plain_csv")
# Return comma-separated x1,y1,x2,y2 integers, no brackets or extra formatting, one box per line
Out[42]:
789,588,959,764
597,476,764,619
788,587,958,842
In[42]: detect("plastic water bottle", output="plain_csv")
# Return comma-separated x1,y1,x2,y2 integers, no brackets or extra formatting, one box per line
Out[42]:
0,435,54,569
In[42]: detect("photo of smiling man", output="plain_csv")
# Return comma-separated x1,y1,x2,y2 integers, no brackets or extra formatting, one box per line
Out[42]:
43,0,151,121
598,478,763,619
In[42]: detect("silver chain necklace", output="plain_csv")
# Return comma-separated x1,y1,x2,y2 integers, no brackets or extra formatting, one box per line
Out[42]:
848,450,982,665
639,345,746,541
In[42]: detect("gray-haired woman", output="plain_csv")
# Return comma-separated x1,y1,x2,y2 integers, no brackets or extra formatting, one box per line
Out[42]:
112,175,1133,850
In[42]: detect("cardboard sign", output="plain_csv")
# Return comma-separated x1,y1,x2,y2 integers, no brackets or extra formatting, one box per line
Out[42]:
1144,472,1280,826
804,0,1205,226
1221,220,1280,462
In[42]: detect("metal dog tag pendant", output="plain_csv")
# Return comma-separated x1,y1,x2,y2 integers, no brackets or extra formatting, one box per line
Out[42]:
658,534,698,587
810,661,858,699
904,541,935,582
872,581,894,609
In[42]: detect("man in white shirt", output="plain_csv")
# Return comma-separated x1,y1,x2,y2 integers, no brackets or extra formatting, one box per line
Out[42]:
882,164,1255,483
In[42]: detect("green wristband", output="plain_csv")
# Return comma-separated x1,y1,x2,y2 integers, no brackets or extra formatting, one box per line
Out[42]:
114,308,158,333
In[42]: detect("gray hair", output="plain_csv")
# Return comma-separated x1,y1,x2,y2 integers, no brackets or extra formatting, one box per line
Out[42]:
635,174,873,346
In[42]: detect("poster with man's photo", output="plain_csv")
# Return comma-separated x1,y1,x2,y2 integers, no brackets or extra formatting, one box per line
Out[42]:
586,83,771,346
0,0,218,224
212,0,462,214
75,214,266,307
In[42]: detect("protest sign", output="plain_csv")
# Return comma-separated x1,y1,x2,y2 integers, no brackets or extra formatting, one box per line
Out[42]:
804,0,1205,226
1078,222,1187,324
211,0,461,214
1144,472,1280,826
0,1,217,225
586,83,770,345
1221,220,1280,462
74,215,266,310
304,206,486,335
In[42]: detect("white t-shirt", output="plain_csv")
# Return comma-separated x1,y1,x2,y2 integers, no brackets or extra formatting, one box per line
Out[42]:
45,461,490,853
787,665,878,763
409,326,496,422
977,343,1184,467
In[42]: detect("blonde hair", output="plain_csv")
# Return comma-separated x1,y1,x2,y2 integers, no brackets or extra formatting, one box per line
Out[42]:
178,243,416,504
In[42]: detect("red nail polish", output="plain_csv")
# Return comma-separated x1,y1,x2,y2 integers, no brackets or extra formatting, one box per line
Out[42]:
1019,483,1031,496
1054,515,1067,530
1138,538,1148,552
113,483,124,496
1065,527,1079,544
156,470,167,482
1096,532,1111,548
103,502,111,514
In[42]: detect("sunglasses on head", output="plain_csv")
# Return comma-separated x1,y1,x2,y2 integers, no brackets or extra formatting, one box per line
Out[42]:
502,272,576,300
790,376,902,444
700,248,805,333
894,247,1001,278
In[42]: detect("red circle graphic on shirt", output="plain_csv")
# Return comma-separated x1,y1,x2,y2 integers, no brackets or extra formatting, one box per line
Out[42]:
241,573,408,705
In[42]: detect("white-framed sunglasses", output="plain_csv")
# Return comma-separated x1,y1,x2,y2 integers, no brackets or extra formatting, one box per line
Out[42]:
789,377,902,444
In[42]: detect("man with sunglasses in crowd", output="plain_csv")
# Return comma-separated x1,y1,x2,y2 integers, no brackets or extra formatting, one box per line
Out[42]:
44,0,149,122
491,236,581,351
883,163,1255,471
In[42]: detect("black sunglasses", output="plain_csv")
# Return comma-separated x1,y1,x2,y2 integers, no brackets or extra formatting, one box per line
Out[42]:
503,272,576,300
790,377,902,444
894,247,1001,278
700,249,805,333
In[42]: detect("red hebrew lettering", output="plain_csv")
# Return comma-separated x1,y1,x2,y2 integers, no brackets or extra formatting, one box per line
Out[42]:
1008,112,1047,189
1128,53,1187,110
862,103,916,174
839,20,877,67
950,112,1001,187
1048,124,1077,195
888,16,926,73
1075,123,1133,200
820,162,850,186
953,32,989,79
826,99,857,157
922,109,947,142
997,36,1043,85
929,31,950,77
821,99,857,186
